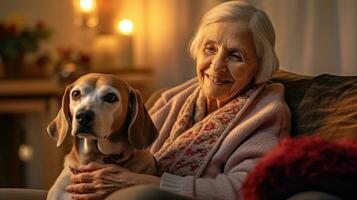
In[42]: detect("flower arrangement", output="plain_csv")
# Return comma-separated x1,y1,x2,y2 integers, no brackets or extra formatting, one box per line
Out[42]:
0,20,51,59
0,19,51,77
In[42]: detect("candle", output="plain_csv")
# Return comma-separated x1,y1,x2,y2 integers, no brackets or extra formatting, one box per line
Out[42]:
79,0,95,13
117,19,134,35
116,19,134,68
73,0,98,28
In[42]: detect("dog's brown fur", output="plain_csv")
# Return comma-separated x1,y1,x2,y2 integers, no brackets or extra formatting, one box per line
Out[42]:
46,73,158,200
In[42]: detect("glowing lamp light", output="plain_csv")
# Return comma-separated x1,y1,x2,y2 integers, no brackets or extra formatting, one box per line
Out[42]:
79,0,94,13
73,0,98,27
18,144,34,162
117,19,134,35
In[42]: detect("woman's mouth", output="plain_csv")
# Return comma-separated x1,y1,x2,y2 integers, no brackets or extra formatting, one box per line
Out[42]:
204,73,233,85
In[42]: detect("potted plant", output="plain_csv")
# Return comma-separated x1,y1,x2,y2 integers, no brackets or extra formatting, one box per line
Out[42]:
0,20,51,77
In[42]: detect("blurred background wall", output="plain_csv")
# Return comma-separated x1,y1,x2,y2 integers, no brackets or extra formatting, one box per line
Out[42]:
0,0,356,189
1,0,355,89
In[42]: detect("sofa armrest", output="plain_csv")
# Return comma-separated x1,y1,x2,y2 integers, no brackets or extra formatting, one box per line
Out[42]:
0,188,47,200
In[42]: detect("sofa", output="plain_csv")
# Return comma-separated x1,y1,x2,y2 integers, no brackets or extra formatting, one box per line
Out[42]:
0,70,356,200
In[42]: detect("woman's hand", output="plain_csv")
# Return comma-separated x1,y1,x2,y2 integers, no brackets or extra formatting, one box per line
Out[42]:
66,162,160,200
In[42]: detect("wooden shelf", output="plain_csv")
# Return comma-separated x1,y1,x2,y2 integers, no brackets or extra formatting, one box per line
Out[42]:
0,69,154,98
0,78,61,97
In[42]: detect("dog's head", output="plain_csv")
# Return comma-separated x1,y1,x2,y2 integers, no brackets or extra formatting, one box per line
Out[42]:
47,73,158,155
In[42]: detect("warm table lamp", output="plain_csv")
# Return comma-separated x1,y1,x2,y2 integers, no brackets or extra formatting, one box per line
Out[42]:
73,0,98,28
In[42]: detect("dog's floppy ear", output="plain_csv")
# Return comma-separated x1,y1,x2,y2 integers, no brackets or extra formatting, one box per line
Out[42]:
47,85,72,147
128,89,158,149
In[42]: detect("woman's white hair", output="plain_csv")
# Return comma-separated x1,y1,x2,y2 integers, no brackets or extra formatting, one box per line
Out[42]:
189,0,279,84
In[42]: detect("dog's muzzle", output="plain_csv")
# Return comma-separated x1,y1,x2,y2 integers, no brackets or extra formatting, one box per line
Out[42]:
75,110,95,135
76,110,95,126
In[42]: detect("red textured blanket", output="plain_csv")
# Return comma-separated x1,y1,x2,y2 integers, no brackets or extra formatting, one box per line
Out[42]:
241,136,357,200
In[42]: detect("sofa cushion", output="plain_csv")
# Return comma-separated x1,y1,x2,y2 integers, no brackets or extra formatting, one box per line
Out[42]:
272,71,357,139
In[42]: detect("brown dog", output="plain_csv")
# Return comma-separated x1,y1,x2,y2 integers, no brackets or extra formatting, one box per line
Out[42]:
46,73,158,200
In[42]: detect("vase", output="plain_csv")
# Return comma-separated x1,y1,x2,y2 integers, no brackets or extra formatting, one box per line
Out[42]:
1,54,25,78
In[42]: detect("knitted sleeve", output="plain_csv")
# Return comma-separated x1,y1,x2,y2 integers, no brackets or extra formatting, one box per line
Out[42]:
159,133,277,200
159,98,290,200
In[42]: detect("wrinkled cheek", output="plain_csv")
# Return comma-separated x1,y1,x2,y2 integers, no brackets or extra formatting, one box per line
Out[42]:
196,60,210,83
229,74,254,95
229,82,241,95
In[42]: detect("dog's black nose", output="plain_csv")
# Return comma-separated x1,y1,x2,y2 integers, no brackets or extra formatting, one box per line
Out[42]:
76,111,95,126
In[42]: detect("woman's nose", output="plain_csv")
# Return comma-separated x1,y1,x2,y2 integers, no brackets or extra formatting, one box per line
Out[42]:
211,51,227,72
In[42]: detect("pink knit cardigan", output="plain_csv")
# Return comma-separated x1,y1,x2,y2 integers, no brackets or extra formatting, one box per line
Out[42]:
149,78,291,200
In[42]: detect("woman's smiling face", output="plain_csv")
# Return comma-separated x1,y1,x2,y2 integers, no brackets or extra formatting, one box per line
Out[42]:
196,21,259,106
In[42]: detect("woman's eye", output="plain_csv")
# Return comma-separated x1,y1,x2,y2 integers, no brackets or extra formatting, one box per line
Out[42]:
71,90,81,101
103,93,118,103
204,45,216,54
229,52,243,62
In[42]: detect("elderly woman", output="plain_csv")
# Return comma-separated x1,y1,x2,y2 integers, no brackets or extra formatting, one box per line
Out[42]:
66,1,290,200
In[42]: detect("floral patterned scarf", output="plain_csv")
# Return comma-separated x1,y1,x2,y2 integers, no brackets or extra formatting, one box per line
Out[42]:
154,84,263,176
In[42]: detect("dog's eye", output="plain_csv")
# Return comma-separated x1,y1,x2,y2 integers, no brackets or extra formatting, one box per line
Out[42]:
103,93,118,103
71,90,81,101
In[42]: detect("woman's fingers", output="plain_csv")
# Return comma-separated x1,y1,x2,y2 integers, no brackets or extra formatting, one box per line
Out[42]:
70,167,117,185
78,162,106,172
79,162,118,172
67,163,141,199
69,186,115,200
66,183,95,194
71,172,93,183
